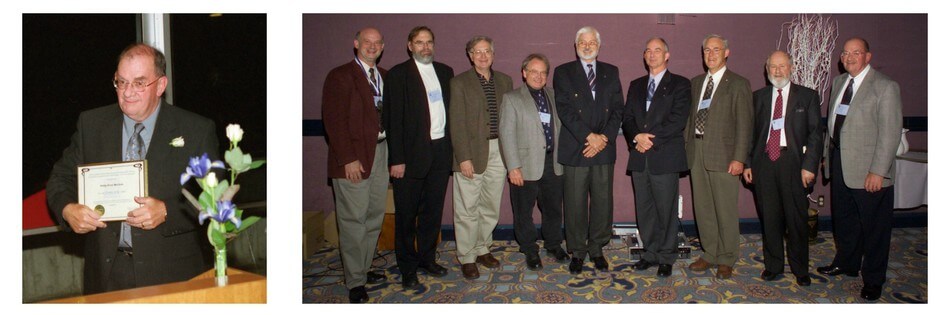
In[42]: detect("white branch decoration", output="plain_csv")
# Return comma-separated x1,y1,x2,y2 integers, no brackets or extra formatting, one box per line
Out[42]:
778,14,838,106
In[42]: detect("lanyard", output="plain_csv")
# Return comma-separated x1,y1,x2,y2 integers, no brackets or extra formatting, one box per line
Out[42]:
354,57,382,96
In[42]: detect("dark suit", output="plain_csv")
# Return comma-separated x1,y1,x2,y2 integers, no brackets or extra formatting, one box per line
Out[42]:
746,83,823,277
553,60,623,259
383,58,454,276
47,102,217,294
322,60,389,289
622,71,691,265
684,68,753,266
824,67,902,288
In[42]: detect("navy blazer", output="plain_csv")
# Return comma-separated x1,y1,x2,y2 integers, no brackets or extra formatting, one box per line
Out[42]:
383,58,454,178
553,60,624,166
622,71,691,175
747,83,824,174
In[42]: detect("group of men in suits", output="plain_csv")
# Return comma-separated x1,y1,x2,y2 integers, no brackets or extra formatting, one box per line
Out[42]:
321,24,903,303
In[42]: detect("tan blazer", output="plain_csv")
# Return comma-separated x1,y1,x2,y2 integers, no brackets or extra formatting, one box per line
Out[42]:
684,69,754,171
448,68,513,173
499,85,562,181
824,68,902,188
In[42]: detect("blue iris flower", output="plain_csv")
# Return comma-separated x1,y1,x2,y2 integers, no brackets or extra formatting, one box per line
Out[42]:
199,200,242,229
180,153,225,185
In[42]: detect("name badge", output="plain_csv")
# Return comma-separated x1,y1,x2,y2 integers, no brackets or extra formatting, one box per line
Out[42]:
428,90,443,103
539,112,551,124
373,96,383,109
771,118,784,130
698,98,712,110
836,104,850,116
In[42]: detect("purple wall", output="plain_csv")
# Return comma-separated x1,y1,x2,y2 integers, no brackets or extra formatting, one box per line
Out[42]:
303,14,928,225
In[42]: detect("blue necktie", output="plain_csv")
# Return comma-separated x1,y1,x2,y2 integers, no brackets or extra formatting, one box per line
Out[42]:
646,78,656,111
119,123,145,249
586,64,596,99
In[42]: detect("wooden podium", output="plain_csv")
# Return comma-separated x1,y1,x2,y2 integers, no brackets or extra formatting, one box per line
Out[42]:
44,268,266,303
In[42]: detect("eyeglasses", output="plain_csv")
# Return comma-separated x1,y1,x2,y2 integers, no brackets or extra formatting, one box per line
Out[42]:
703,48,723,55
525,69,548,77
577,41,599,48
113,77,161,92
411,40,434,47
470,49,493,56
840,51,866,57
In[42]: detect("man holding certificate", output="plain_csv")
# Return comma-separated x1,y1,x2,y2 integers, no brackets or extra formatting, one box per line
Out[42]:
46,43,220,294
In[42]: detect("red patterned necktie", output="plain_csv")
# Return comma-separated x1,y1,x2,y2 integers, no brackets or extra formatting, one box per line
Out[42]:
766,89,783,161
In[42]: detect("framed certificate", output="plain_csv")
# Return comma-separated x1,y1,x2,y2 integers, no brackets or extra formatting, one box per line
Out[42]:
77,160,148,221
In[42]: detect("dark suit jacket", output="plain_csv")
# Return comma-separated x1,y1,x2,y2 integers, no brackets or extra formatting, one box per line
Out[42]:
449,68,513,173
684,69,753,171
383,58,454,178
746,83,824,175
622,71,691,175
323,60,388,179
47,102,218,294
553,60,623,166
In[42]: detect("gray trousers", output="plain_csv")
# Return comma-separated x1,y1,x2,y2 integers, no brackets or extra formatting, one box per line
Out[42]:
562,163,614,259
690,138,741,266
331,143,389,289
631,162,680,265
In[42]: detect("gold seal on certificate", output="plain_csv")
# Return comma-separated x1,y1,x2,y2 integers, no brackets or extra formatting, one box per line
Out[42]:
77,160,148,221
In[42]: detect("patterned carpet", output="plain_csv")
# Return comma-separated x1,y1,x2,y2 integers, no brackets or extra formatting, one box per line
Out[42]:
303,228,927,303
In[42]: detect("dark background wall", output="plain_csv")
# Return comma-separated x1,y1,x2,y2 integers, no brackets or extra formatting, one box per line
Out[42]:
302,14,927,225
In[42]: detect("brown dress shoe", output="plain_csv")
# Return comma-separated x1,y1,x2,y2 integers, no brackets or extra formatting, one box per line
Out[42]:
688,257,713,271
476,253,501,268
716,264,733,279
461,263,480,279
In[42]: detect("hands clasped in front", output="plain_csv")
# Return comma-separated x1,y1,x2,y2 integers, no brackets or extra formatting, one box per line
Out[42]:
583,133,608,157
63,196,168,234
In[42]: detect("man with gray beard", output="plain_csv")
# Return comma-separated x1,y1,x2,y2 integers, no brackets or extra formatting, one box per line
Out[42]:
743,50,823,286
383,26,454,290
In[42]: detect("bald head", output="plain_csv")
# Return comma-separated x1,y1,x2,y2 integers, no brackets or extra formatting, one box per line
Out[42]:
766,50,793,89
354,27,384,66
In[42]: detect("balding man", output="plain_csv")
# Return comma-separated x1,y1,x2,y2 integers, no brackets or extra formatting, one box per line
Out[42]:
743,50,823,287
47,43,219,294
322,27,390,303
818,37,902,301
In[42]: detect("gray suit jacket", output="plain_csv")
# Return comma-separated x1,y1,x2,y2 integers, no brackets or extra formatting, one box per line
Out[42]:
499,86,562,181
449,68,513,173
824,68,902,188
684,69,754,171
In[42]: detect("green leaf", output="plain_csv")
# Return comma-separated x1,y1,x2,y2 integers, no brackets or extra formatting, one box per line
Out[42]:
237,216,261,233
212,180,230,202
249,159,266,170
225,147,250,173
198,190,215,212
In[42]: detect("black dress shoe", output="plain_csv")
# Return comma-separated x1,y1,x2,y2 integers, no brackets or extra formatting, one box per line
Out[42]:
861,283,882,301
796,275,811,286
816,265,859,277
657,264,673,277
761,270,782,281
546,248,570,263
525,253,543,271
366,270,386,284
631,259,654,271
349,286,368,303
419,262,449,277
569,257,583,274
591,256,609,271
401,273,420,290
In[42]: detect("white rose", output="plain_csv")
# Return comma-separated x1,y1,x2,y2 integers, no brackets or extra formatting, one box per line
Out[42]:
226,124,244,144
169,136,185,147
206,172,218,188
